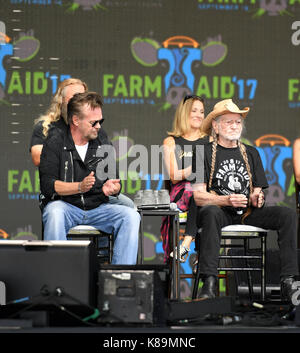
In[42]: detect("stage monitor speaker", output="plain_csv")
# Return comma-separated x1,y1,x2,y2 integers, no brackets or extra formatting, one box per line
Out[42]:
97,265,168,325
0,281,5,305
167,296,235,322
0,240,98,307
295,304,300,326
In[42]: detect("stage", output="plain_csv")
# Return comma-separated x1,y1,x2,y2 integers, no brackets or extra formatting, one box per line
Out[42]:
0,300,299,353
0,299,299,332
0,241,299,348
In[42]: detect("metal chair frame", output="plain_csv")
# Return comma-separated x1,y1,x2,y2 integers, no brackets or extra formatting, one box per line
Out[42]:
67,225,114,264
295,181,300,248
174,215,229,298
192,225,268,301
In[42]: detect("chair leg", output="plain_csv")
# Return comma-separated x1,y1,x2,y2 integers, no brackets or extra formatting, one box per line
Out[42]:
225,273,229,296
95,232,114,264
109,234,114,263
261,235,267,301
244,239,254,301
167,261,173,299
192,258,201,299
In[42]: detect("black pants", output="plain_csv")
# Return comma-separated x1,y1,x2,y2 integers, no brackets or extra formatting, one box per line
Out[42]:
185,196,199,237
193,204,299,278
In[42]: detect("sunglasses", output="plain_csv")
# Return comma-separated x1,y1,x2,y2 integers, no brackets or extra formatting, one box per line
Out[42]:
183,95,204,104
90,118,105,127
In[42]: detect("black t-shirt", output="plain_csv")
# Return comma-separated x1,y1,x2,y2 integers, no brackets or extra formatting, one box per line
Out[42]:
192,142,268,213
29,118,109,151
29,118,67,151
202,143,268,198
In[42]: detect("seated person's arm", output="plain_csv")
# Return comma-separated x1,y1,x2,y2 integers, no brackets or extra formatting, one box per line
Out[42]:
249,187,265,208
39,139,86,198
31,144,43,166
30,121,46,167
54,180,84,196
293,138,300,184
163,136,192,184
193,182,248,209
102,179,121,196
55,175,121,196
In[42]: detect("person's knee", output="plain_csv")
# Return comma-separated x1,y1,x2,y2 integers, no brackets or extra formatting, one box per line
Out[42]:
126,208,141,224
43,201,66,219
123,196,135,208
109,194,135,208
279,206,297,224
114,206,140,226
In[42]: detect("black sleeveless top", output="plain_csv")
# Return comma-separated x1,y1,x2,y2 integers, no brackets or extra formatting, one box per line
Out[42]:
173,135,209,170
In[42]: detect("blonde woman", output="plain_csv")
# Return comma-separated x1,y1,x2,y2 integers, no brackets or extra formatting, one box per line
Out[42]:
30,78,87,166
29,78,134,208
161,95,208,263
293,138,300,185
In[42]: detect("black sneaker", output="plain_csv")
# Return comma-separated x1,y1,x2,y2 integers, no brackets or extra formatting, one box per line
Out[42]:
170,245,190,262
280,276,299,305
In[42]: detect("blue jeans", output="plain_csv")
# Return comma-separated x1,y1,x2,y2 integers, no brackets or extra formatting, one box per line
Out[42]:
108,193,134,208
42,201,140,265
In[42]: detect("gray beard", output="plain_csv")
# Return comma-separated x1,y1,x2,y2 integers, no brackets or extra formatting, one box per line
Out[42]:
222,132,242,141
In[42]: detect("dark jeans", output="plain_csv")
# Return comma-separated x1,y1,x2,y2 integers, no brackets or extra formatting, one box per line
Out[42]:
193,204,299,278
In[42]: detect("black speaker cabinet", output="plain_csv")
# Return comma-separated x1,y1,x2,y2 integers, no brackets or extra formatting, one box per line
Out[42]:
0,240,97,307
97,265,168,325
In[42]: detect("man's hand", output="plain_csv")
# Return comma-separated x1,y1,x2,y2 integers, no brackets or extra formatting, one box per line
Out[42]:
228,193,248,209
80,172,96,193
102,179,121,196
250,189,265,208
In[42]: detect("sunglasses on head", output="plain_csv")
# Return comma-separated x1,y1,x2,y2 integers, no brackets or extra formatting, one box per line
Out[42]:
90,118,105,127
183,95,203,104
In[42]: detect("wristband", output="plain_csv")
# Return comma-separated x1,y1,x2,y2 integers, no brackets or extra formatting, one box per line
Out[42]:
78,182,82,193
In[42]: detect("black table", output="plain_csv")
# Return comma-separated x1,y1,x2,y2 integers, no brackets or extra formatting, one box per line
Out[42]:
137,208,180,299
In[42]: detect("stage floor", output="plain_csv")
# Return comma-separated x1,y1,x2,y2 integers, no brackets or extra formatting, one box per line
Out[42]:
0,298,299,353
0,300,299,332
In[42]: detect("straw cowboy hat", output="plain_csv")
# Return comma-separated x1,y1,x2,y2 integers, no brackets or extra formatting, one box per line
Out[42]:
202,99,250,135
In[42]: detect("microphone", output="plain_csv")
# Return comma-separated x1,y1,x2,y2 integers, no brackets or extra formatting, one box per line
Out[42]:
233,181,243,215
138,202,177,211
86,156,105,172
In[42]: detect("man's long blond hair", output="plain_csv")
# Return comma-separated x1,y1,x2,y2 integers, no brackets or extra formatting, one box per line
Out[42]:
34,78,88,137
168,96,207,138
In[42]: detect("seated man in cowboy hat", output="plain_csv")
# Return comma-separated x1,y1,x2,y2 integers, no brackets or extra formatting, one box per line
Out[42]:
191,99,299,302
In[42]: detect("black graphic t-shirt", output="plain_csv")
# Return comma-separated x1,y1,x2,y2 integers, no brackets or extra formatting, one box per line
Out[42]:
203,143,268,199
191,142,269,213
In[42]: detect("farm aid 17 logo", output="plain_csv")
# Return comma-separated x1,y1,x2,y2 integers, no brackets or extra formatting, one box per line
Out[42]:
0,20,71,104
102,34,258,110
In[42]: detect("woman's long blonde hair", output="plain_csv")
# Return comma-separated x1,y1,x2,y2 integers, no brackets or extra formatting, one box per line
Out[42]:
34,78,88,137
168,96,207,138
